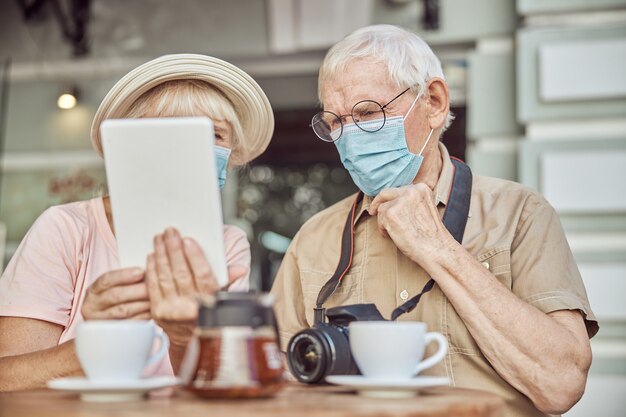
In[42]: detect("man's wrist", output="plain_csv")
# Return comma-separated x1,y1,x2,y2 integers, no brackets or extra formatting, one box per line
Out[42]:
414,233,463,278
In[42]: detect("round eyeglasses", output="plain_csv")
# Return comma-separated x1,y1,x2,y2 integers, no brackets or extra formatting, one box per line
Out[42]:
310,87,412,142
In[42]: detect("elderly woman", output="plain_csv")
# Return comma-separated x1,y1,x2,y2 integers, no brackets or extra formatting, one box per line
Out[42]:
271,25,597,416
0,54,274,391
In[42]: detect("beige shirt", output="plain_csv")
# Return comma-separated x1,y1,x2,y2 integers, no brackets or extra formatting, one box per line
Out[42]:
271,144,598,417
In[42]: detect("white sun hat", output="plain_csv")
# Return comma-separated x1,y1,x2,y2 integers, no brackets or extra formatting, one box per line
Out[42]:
90,53,274,163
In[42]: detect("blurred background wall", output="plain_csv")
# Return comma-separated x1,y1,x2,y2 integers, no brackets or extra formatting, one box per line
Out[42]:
0,0,624,413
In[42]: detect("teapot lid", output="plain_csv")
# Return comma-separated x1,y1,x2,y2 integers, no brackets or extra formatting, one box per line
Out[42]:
197,292,277,328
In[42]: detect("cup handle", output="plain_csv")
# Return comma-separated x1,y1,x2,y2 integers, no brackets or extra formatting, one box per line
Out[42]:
145,331,170,369
414,332,448,375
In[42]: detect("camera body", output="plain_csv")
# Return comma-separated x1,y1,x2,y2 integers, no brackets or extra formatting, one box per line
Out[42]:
286,303,385,383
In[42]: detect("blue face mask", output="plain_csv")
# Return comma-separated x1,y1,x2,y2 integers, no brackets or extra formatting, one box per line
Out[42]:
334,96,434,197
214,145,231,189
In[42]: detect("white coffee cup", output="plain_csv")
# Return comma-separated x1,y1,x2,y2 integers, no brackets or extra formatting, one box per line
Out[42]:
76,320,169,382
349,321,447,379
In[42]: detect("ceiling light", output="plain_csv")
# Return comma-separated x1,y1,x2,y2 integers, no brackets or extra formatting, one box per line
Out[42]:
57,85,79,110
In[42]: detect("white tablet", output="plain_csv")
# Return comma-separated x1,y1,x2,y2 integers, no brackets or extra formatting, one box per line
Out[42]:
100,117,228,288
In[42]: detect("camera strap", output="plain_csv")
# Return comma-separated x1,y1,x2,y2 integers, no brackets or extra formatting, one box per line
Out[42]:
314,158,472,324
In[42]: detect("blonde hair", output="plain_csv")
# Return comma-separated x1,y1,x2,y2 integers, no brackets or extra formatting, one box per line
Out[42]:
122,79,247,163
319,24,454,130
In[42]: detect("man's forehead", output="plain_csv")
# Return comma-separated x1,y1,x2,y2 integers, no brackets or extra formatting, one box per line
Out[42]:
323,59,390,87
321,64,399,109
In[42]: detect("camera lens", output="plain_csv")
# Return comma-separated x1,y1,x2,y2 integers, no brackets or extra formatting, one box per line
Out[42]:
288,331,326,383
286,325,356,383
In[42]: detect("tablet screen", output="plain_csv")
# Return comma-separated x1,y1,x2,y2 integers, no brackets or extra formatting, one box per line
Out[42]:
100,117,229,288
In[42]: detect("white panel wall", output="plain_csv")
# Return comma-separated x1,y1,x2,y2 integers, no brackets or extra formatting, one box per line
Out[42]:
540,151,626,213
539,38,626,102
517,5,626,417
267,0,372,53
578,263,626,320
517,25,626,122
565,374,626,417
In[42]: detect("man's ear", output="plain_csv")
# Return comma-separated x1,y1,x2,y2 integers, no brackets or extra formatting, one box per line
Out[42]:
424,78,450,130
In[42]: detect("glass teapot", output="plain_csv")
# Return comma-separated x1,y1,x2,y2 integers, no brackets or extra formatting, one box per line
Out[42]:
179,292,285,398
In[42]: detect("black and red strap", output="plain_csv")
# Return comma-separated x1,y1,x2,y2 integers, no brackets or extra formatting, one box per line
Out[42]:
314,158,473,324
314,192,363,323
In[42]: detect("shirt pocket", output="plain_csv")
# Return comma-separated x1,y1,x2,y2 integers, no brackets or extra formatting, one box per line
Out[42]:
476,248,512,289
300,267,363,326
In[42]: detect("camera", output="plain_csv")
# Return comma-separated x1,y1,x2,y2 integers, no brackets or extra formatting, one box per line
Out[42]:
286,303,385,383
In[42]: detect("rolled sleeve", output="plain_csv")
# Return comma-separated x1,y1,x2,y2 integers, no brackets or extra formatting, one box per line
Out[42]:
0,207,77,327
511,194,598,338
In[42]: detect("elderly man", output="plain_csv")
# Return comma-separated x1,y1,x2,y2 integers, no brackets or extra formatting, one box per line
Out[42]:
271,25,597,416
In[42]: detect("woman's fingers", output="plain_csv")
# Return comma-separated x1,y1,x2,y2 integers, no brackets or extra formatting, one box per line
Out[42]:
82,268,147,320
94,282,149,310
146,254,163,306
152,296,199,322
164,228,196,295
152,231,240,298
129,312,152,320
86,300,151,320
89,268,144,294
153,234,177,296
182,237,219,294
100,301,151,320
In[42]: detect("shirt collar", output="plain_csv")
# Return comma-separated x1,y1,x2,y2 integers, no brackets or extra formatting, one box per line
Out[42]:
354,142,454,221
357,194,373,221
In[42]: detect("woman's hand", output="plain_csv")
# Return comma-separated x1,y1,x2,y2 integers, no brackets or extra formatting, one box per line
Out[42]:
82,268,151,320
145,227,247,371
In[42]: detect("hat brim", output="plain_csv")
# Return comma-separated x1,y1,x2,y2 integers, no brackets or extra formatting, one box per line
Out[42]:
90,54,274,163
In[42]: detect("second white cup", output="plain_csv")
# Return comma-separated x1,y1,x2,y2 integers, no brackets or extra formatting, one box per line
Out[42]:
349,321,447,379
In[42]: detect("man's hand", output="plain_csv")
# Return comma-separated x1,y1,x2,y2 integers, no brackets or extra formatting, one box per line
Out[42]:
368,184,456,265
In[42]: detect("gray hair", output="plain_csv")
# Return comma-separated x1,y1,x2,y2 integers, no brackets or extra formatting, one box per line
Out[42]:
318,24,454,129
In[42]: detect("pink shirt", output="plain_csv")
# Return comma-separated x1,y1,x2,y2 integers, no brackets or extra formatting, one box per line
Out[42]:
0,197,251,375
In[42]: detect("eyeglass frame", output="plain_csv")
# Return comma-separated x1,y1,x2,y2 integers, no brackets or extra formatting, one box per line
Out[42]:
310,87,414,142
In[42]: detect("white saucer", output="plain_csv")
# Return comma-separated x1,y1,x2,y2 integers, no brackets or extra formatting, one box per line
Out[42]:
325,375,450,398
47,376,180,402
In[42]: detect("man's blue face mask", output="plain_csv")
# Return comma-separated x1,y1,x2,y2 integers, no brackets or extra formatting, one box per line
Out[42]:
214,145,231,189
334,94,434,196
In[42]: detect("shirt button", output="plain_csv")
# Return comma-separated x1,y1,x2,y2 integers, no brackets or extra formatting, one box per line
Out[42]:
482,261,490,269
400,290,409,300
